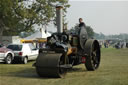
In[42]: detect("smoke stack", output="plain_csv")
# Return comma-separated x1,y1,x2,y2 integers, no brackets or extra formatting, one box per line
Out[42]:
56,6,63,33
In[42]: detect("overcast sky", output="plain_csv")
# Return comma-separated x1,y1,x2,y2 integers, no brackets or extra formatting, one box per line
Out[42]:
65,0,128,35
46,1,128,35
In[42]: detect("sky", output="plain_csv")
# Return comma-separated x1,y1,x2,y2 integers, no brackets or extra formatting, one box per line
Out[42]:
65,0,128,35
46,0,128,35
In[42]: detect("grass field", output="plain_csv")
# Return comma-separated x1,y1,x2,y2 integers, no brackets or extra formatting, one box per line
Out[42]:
0,48,128,85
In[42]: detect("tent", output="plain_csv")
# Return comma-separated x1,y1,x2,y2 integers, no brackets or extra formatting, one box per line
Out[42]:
21,28,51,43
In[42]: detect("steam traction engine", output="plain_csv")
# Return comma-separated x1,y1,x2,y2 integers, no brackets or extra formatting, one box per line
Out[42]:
35,6,101,78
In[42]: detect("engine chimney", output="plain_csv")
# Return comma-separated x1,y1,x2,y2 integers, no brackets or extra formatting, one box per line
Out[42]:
56,6,63,33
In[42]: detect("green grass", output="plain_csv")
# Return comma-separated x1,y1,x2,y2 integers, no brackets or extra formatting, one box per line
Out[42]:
0,48,128,85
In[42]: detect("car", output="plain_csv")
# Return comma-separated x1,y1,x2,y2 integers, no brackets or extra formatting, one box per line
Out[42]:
0,45,14,64
7,43,39,64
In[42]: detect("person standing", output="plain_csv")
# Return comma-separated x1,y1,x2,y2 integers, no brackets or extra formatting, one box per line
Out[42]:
79,18,86,27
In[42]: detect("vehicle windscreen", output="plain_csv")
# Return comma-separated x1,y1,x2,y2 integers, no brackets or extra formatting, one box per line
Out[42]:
7,45,22,51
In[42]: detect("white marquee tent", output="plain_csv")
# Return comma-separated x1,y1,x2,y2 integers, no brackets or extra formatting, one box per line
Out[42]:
21,28,51,43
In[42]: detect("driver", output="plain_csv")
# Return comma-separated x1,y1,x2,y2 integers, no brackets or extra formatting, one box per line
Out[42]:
79,18,86,27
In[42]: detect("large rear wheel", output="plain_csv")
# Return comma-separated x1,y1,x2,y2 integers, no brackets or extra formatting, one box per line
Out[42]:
84,39,101,71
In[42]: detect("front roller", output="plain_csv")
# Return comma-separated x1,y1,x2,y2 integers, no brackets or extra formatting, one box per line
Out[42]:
35,52,69,78
84,39,101,71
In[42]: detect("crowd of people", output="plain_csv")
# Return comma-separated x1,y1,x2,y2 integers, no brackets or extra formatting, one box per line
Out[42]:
99,40,128,49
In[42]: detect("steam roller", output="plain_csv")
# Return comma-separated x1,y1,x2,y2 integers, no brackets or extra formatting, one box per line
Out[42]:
34,6,101,78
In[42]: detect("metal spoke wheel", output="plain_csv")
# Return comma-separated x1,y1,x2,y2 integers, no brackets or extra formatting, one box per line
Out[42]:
5,54,12,64
84,39,101,71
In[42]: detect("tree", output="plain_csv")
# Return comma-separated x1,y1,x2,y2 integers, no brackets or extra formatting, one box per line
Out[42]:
86,26,94,38
0,0,70,42
69,24,95,38
0,0,23,41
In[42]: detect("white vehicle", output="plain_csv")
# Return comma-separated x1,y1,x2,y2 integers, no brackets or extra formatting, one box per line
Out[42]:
0,45,14,64
7,43,39,64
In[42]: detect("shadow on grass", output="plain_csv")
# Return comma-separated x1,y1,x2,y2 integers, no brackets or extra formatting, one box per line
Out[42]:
9,67,86,79
1,64,87,79
4,68,41,79
68,67,87,73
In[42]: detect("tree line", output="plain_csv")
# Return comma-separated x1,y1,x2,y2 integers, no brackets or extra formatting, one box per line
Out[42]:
94,33,128,40
1,0,127,41
69,24,128,41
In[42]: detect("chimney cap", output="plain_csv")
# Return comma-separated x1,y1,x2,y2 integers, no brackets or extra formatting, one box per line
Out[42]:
56,5,63,9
